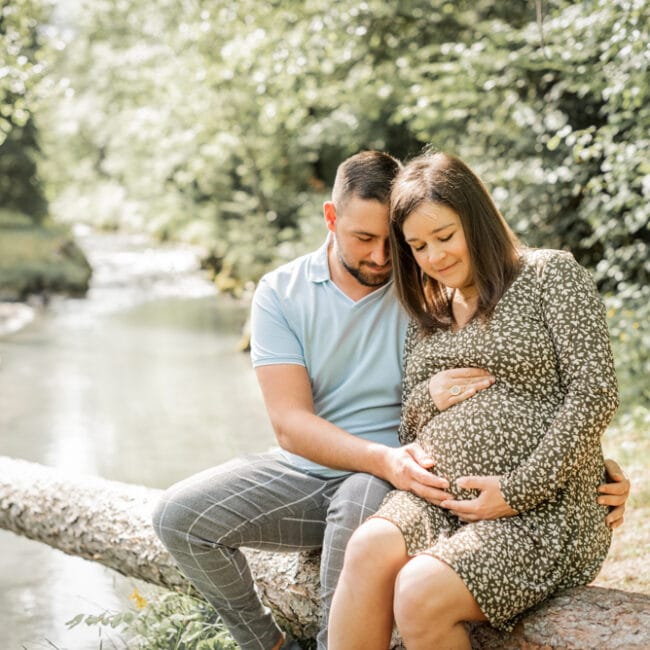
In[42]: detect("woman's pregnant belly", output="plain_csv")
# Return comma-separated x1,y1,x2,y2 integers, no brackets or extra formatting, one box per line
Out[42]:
418,385,555,499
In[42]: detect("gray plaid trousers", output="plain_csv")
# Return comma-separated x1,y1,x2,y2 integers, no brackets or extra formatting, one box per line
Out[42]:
152,450,392,650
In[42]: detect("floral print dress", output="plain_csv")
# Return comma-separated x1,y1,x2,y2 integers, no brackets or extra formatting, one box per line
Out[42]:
374,249,619,630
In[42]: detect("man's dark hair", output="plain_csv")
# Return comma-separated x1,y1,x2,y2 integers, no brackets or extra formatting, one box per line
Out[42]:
332,151,402,209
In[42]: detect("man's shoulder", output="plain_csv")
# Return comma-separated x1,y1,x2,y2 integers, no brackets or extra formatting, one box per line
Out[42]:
261,250,311,281
258,245,327,296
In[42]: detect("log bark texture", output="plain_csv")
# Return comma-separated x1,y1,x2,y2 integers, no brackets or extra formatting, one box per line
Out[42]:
1,455,648,649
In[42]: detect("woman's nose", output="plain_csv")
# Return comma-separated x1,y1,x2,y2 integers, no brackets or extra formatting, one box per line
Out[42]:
428,245,445,264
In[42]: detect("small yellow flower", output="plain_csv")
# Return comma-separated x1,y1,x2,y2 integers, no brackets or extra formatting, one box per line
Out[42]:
129,588,148,610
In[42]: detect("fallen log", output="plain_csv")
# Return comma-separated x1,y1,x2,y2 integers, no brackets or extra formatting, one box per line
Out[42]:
0,455,648,649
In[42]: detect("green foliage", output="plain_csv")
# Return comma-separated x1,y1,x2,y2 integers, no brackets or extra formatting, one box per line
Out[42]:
40,2,649,278
67,589,239,650
606,290,650,406
0,208,92,299
26,0,650,406
387,0,649,289
0,0,51,222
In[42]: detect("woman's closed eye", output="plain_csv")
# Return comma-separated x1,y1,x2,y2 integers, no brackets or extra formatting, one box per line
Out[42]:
411,231,454,252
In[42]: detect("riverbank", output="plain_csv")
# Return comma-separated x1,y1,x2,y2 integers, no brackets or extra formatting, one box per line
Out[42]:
0,227,273,648
0,209,92,304
0,302,35,337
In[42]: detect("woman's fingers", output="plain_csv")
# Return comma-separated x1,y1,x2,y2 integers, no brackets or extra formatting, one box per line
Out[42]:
441,377,494,407
428,368,495,411
446,367,493,379
449,378,493,400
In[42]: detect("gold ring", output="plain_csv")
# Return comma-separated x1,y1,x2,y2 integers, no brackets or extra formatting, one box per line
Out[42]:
450,385,461,396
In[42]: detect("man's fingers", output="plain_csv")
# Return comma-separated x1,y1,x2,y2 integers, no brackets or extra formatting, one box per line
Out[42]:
414,486,454,504
598,493,627,507
407,444,435,469
410,466,449,490
598,481,629,496
608,515,624,530
606,514,624,530
604,458,625,480
402,450,448,488
605,504,626,528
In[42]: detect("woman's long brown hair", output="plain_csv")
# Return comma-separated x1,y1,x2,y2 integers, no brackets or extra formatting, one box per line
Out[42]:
389,151,522,331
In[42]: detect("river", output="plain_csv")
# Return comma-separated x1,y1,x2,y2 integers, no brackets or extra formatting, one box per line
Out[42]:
0,228,276,649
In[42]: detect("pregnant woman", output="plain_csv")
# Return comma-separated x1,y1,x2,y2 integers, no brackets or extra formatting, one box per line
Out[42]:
328,151,619,649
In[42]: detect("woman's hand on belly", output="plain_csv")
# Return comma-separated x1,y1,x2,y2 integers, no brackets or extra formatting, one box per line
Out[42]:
440,475,519,522
428,367,495,411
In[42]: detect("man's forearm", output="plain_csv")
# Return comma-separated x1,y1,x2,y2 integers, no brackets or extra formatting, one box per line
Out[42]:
273,409,394,478
273,410,452,503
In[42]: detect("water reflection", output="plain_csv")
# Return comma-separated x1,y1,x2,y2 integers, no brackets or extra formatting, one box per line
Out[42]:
0,231,275,648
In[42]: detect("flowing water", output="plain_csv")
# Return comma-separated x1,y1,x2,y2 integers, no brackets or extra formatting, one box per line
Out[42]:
0,228,276,648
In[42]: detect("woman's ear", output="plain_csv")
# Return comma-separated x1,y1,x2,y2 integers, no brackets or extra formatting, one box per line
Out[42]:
323,201,337,232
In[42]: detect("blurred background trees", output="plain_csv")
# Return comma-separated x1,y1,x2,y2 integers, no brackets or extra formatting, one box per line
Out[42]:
0,0,51,222
2,0,648,404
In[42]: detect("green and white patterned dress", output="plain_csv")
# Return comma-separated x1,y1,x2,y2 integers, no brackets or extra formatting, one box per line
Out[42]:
374,249,618,631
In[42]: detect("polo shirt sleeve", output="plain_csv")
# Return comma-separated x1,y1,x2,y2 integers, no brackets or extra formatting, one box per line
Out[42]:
250,276,306,367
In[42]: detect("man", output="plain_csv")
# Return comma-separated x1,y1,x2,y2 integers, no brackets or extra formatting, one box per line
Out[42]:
153,151,629,650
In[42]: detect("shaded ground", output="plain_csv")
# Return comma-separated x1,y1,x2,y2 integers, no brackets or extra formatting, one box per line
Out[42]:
595,406,650,594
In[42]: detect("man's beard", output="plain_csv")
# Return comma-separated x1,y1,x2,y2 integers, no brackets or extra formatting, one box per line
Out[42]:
338,251,391,287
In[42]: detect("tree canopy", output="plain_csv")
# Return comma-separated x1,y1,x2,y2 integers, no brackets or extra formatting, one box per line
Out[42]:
4,0,649,403
0,0,51,221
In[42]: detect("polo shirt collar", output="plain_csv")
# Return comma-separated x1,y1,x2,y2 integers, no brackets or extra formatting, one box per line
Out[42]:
307,236,333,283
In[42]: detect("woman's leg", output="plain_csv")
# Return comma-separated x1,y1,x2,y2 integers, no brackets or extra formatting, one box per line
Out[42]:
394,554,486,650
319,473,393,650
328,517,409,650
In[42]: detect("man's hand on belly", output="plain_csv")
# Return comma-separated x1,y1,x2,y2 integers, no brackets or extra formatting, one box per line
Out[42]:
384,443,454,505
440,475,519,522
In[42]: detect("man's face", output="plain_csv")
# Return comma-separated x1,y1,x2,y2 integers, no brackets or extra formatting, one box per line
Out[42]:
328,196,392,287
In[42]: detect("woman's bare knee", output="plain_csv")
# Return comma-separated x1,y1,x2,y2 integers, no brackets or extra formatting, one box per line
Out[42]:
394,555,484,643
342,517,407,578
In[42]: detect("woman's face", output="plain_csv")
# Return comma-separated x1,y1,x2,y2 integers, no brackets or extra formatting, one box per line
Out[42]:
402,201,475,294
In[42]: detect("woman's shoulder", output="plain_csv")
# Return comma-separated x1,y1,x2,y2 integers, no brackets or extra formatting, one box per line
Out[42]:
520,248,598,299
521,247,574,265
520,247,583,277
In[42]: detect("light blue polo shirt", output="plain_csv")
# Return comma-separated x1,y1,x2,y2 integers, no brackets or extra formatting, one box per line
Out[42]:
250,237,409,478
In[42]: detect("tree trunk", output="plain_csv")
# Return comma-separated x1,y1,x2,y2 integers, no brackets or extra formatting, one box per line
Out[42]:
1,456,648,649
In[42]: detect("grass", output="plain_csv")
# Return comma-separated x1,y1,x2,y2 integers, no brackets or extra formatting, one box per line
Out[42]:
67,588,239,650
594,405,650,594
0,209,91,300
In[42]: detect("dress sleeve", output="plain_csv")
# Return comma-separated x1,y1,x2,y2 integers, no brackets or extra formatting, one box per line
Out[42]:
499,252,619,512
249,276,305,367
398,320,441,445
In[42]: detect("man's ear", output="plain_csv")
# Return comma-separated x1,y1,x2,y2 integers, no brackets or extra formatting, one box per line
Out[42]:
323,201,337,233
